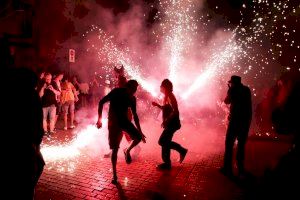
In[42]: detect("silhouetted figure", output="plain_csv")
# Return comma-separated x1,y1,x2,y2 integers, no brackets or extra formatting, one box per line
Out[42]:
152,79,188,170
220,75,252,177
96,80,146,184
3,67,45,199
103,66,142,159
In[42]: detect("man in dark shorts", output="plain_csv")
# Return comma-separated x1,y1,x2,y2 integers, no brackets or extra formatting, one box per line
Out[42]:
96,80,146,184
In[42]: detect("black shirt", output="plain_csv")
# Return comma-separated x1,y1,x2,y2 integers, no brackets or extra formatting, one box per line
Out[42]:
225,84,252,122
38,83,58,107
101,88,135,123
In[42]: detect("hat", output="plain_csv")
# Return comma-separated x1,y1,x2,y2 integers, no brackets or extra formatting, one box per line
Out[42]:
228,75,241,84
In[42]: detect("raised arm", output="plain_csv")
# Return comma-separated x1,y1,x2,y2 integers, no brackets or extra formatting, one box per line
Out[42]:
38,83,46,97
48,85,60,96
224,88,232,105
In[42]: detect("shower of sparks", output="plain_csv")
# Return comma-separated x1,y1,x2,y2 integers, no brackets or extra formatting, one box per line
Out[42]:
158,0,198,83
41,118,108,171
183,37,242,99
84,25,158,97
233,0,299,76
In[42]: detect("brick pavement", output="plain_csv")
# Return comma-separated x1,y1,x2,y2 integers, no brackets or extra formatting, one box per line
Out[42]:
34,125,292,200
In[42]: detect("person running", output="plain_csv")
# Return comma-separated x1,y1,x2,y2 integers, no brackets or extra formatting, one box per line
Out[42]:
152,79,188,170
96,80,146,184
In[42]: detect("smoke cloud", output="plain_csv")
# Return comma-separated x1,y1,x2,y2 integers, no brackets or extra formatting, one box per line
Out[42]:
45,0,284,161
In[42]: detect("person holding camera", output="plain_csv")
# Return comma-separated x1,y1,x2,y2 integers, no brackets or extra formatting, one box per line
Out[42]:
220,75,252,178
38,73,60,135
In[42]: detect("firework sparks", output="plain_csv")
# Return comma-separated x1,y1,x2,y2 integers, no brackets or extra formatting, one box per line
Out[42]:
42,0,299,163
158,0,198,83
183,38,242,99
84,25,158,97
41,118,107,163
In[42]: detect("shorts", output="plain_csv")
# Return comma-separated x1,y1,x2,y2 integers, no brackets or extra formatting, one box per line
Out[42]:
62,100,75,115
42,105,56,121
108,120,142,149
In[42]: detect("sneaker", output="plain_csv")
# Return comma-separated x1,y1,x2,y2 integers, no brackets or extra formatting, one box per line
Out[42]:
157,163,171,170
64,127,68,131
124,149,132,164
179,148,188,163
69,125,76,129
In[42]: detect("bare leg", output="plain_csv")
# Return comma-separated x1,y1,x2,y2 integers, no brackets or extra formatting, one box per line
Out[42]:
49,119,55,132
49,106,56,132
70,111,74,127
111,148,118,184
43,119,48,132
70,102,75,127
64,114,68,129
126,139,140,154
123,123,142,164
42,108,48,132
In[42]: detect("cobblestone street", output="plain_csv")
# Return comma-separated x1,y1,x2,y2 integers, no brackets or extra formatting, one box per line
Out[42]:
35,122,292,200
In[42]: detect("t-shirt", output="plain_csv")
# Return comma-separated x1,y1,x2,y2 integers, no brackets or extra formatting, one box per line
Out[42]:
38,83,58,107
61,82,76,103
101,88,135,124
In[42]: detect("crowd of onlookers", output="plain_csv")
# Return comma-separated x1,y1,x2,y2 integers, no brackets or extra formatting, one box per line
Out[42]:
36,71,107,135
37,72,77,134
